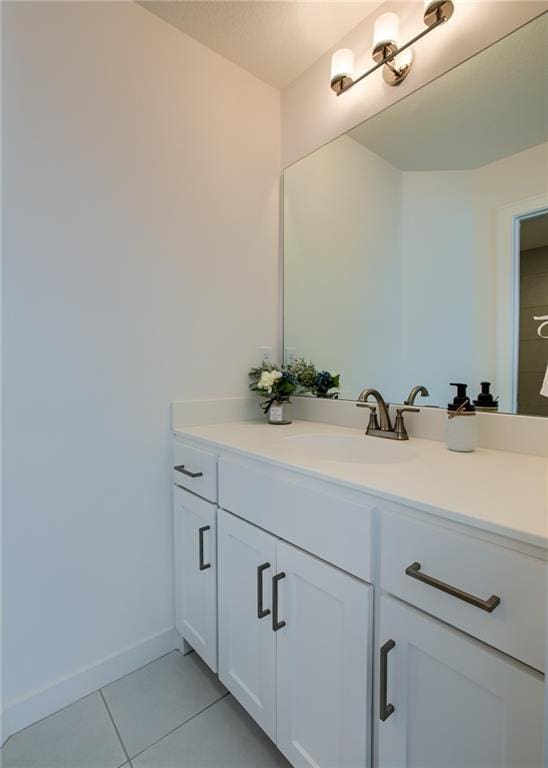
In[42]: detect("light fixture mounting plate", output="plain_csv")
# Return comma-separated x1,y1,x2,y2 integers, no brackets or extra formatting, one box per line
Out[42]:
330,75,353,94
383,62,412,86
424,0,454,27
372,41,398,64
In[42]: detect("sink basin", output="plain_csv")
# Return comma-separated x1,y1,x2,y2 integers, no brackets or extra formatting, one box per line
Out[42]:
278,434,418,465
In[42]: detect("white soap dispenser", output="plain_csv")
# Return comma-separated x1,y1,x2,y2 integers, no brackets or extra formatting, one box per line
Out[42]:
446,382,477,452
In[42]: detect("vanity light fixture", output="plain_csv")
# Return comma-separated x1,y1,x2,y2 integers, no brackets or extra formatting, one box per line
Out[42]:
330,0,454,94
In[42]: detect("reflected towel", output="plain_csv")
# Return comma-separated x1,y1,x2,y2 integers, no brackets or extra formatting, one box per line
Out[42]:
541,365,548,398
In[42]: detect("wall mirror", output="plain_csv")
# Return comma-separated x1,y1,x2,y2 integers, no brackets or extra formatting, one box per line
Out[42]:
283,14,548,416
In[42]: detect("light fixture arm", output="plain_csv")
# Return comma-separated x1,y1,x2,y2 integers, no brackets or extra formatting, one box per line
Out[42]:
331,1,453,95
334,13,446,95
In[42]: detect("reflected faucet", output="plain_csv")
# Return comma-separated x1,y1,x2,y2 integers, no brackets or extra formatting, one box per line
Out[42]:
356,387,418,441
404,385,430,406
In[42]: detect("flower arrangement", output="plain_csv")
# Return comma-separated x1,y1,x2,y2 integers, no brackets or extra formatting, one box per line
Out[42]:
249,361,298,417
312,370,340,398
249,358,341,423
287,358,340,399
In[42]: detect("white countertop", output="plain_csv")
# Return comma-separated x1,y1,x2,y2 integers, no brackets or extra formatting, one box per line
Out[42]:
174,419,548,550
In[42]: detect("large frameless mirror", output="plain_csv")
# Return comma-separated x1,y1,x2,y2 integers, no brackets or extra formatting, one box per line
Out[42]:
283,14,548,415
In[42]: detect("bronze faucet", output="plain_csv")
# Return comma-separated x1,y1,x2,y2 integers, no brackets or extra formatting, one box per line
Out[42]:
356,388,418,440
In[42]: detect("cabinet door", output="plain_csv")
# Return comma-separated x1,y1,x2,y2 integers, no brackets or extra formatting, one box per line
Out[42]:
218,510,277,740
378,595,544,768
276,540,372,768
173,485,217,672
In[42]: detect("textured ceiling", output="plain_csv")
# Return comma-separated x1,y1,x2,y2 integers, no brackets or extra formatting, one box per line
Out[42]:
349,13,548,171
138,1,382,88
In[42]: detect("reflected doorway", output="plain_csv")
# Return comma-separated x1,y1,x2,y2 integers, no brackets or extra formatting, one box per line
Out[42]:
517,211,548,416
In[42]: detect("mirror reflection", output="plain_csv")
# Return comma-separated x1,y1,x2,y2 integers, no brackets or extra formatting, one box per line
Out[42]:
283,14,548,415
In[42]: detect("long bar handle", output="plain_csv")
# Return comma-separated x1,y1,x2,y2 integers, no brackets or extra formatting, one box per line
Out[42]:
174,464,203,479
198,525,211,571
272,572,286,631
380,639,396,722
257,563,271,619
405,561,500,613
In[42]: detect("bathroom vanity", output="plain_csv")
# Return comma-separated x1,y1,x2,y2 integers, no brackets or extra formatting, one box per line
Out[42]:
171,418,546,768
169,16,548,767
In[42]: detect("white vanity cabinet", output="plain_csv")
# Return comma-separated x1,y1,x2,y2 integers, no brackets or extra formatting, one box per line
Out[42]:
173,432,546,768
275,538,371,768
173,484,218,672
218,509,372,768
377,595,545,768
217,509,277,738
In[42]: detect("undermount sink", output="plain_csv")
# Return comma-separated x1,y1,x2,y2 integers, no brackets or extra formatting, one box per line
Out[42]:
277,433,419,465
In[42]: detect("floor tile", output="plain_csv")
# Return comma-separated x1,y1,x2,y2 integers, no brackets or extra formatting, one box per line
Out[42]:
102,651,226,758
133,696,290,768
1,692,127,768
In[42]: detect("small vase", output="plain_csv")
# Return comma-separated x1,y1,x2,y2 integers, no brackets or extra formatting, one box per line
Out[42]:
268,401,292,425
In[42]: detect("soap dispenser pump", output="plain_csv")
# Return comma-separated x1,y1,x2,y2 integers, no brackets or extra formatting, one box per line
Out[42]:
473,382,498,412
446,382,477,452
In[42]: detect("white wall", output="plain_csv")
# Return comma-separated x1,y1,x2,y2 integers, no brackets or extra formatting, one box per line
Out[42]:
1,0,280,734
401,143,548,407
281,1,547,167
284,136,401,398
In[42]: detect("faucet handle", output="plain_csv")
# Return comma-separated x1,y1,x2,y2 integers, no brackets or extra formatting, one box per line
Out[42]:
393,406,419,440
395,405,419,415
356,402,376,411
356,402,379,432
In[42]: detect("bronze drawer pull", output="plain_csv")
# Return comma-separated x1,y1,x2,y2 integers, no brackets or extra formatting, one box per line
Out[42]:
272,572,286,631
174,464,203,479
405,561,500,613
379,640,395,722
257,563,271,619
198,526,211,571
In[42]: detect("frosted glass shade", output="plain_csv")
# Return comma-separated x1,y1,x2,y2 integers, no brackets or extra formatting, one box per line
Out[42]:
373,12,399,48
330,48,354,83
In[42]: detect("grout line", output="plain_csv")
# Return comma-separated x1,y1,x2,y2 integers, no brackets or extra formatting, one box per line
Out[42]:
129,692,231,761
101,648,178,691
100,689,132,767
2,649,179,744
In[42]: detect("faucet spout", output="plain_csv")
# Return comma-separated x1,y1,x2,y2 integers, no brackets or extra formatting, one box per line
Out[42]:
357,388,392,431
404,385,430,406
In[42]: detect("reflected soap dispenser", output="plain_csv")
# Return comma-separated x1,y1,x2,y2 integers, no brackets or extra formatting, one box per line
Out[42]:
473,382,498,412
446,383,477,452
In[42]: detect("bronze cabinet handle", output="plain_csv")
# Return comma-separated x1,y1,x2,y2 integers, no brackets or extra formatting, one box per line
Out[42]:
380,640,396,722
272,572,286,631
405,561,500,613
174,464,204,479
257,563,271,619
198,526,211,571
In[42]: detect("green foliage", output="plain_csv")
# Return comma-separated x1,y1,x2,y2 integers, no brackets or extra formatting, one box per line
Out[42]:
286,358,318,392
248,357,341,402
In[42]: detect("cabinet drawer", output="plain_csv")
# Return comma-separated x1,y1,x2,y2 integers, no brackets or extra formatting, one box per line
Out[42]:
219,455,375,582
380,511,545,671
173,439,217,502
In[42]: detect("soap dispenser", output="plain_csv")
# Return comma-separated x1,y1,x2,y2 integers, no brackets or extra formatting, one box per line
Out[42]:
446,383,477,452
473,382,498,412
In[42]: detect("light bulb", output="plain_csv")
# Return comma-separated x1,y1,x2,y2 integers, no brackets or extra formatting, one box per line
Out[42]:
330,48,354,85
373,12,399,49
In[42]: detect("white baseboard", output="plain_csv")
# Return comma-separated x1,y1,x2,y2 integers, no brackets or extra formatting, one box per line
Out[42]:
1,626,177,742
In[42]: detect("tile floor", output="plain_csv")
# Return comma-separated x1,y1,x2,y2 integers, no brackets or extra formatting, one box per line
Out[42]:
1,651,291,768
